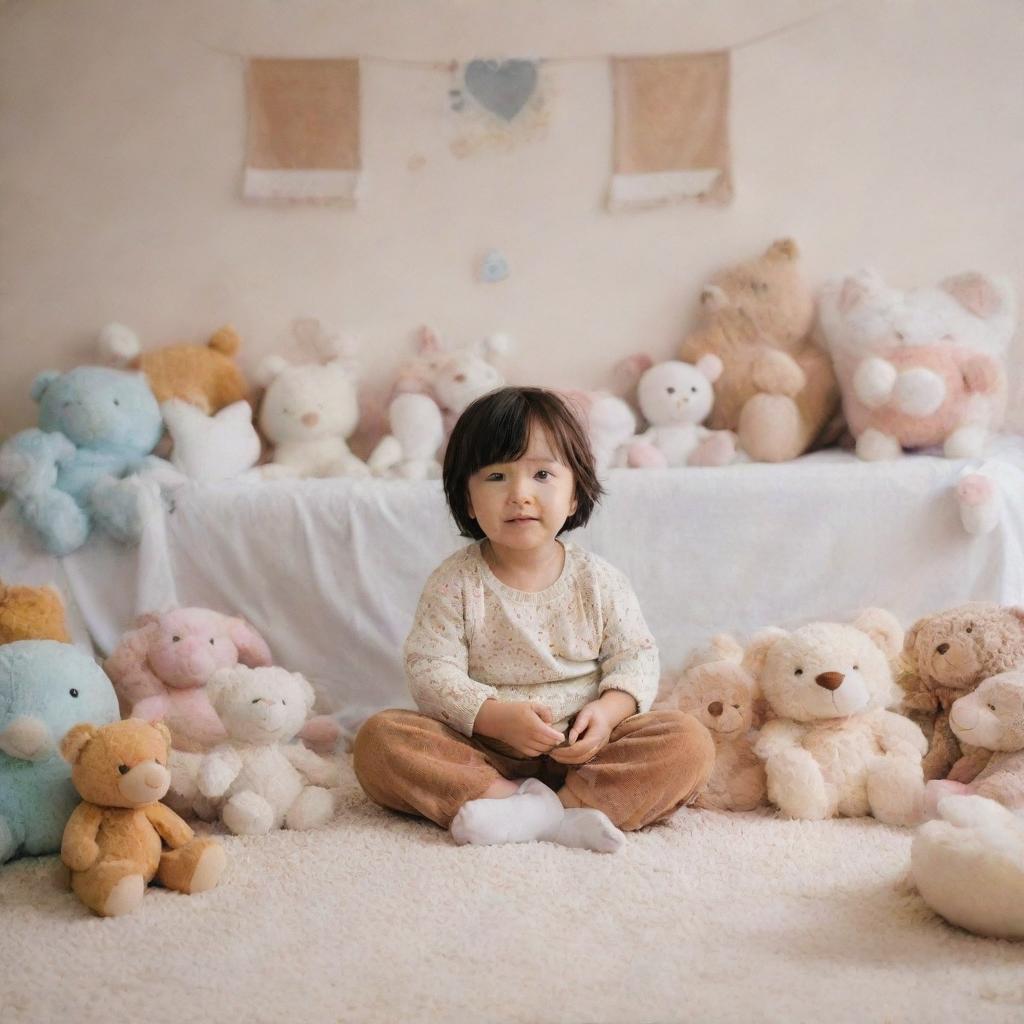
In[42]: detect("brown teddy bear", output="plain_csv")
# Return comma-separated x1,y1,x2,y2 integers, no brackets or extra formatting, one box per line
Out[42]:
60,718,226,917
660,634,768,812
678,239,841,462
99,323,249,414
898,602,1024,781
0,579,70,644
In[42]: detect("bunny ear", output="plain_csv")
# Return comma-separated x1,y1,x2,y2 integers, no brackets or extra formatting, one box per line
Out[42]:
417,325,443,355
941,273,1006,319
256,355,290,388
480,333,512,360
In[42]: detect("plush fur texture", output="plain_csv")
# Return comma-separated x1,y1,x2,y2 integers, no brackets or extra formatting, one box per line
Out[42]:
197,666,340,835
258,354,369,479
750,609,927,825
925,670,1024,812
60,719,225,917
0,367,165,555
0,640,120,862
366,392,444,479
912,794,1024,940
898,602,1024,781
818,269,1016,461
160,399,262,482
99,323,249,415
678,239,840,462
0,579,69,644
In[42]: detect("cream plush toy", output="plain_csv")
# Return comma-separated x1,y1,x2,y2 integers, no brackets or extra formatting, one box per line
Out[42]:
924,670,1024,813
197,665,340,835
258,353,369,479
615,356,739,468
750,609,927,825
665,634,767,811
366,393,444,480
160,399,262,483
911,795,1024,940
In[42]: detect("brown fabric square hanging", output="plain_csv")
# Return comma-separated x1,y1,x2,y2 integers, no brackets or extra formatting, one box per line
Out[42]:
244,58,362,204
609,52,732,210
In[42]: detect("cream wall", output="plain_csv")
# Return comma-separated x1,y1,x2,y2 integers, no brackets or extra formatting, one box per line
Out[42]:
2,0,1022,443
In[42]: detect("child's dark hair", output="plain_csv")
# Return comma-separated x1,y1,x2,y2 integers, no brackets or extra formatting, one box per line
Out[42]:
443,386,604,540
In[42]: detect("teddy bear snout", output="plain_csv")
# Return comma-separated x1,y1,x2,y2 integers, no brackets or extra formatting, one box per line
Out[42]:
118,760,170,803
707,701,724,717
301,412,320,428
815,671,845,691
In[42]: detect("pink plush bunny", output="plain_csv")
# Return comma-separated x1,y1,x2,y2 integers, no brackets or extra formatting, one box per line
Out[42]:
105,607,273,753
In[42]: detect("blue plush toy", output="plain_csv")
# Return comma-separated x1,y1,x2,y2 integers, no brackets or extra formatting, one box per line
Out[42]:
0,366,165,555
0,640,120,863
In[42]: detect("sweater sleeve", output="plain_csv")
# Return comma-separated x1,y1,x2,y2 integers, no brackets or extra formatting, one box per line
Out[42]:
403,565,499,737
596,566,660,714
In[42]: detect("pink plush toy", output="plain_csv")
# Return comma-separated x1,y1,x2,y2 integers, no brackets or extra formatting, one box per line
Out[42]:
105,608,274,752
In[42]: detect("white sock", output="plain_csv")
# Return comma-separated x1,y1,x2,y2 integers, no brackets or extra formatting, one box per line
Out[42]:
553,807,626,854
450,778,563,846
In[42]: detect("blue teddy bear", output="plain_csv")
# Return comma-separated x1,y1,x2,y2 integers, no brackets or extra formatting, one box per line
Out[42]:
0,640,120,863
0,366,165,555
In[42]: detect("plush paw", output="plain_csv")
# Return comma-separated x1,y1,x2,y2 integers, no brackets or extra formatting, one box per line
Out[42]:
222,791,276,835
285,786,336,831
688,431,736,467
853,358,897,409
855,428,902,462
766,749,831,820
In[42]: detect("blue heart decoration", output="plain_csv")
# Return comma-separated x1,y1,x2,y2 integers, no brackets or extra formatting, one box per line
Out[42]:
463,60,538,121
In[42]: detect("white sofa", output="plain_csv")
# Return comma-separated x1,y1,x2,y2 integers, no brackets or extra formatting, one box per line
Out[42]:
2,441,1023,724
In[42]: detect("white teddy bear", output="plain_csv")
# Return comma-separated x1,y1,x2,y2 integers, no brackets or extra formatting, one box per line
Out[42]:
615,355,739,468
924,669,1024,813
197,665,341,835
258,355,369,479
366,393,444,480
749,608,927,825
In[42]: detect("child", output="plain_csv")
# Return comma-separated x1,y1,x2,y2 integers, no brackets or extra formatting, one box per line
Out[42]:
353,386,714,852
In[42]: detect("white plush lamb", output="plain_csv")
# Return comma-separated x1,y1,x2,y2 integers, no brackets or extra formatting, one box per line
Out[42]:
197,666,341,835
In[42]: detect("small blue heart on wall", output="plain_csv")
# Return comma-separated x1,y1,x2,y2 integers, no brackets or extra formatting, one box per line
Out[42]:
479,250,509,283
464,60,538,121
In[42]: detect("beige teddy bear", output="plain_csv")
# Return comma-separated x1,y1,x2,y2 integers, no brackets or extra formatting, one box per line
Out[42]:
898,602,1024,781
666,634,767,812
749,609,926,825
678,239,841,462
924,670,1024,813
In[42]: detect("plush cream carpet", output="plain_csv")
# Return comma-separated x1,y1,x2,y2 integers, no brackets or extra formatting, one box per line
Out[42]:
1,757,1022,1024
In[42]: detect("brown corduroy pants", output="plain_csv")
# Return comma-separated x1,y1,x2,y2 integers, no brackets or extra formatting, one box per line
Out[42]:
353,708,715,831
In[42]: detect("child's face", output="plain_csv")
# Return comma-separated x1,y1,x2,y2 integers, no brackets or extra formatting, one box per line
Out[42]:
467,426,577,552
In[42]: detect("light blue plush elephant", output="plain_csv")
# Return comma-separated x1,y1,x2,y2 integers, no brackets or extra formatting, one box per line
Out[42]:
0,366,165,556
0,640,120,863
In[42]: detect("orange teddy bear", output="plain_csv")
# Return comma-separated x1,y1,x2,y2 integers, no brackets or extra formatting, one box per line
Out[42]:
60,718,226,917
0,579,70,644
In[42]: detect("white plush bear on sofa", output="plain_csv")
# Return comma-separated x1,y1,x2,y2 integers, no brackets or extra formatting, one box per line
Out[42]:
750,608,927,825
198,666,341,835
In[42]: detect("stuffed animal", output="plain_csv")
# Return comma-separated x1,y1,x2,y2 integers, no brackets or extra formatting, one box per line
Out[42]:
912,794,1024,940
197,666,340,835
60,718,226,917
924,670,1024,813
614,355,739,468
749,608,927,825
0,640,120,862
0,366,166,555
366,393,444,480
898,603,1024,781
160,399,262,483
665,634,767,811
678,239,840,463
0,579,70,644
99,322,249,415
818,268,1015,462
258,352,369,479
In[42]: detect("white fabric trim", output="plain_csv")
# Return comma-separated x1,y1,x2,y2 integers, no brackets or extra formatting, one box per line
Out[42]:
243,169,362,203
608,169,721,209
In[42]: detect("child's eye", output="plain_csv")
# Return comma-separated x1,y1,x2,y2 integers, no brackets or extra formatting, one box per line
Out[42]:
485,472,504,482
535,470,551,480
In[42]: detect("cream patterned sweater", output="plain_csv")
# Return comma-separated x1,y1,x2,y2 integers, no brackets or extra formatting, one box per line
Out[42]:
404,540,659,737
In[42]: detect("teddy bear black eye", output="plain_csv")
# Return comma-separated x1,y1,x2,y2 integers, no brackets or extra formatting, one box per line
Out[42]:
732,703,740,709
666,387,676,394
966,626,973,634
251,698,260,704
853,665,859,671
794,668,804,676
209,638,215,645
690,386,698,393
282,700,287,706
69,688,79,698
172,635,181,643
118,764,129,775
988,703,996,711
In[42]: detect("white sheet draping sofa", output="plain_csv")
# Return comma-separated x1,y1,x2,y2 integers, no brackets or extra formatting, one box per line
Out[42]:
3,441,1023,726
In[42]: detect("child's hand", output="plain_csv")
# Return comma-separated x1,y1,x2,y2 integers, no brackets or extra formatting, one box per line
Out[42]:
549,690,636,765
474,700,564,757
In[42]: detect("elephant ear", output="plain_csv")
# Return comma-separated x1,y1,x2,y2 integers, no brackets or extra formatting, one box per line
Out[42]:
229,618,272,667
30,371,61,403
60,724,98,765
853,607,904,659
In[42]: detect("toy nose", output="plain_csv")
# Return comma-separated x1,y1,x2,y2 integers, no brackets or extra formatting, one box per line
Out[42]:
707,701,723,717
815,672,844,691
454,373,467,383
301,412,319,428
936,643,950,655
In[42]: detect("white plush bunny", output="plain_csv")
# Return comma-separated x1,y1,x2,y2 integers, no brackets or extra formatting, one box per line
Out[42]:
366,393,444,480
